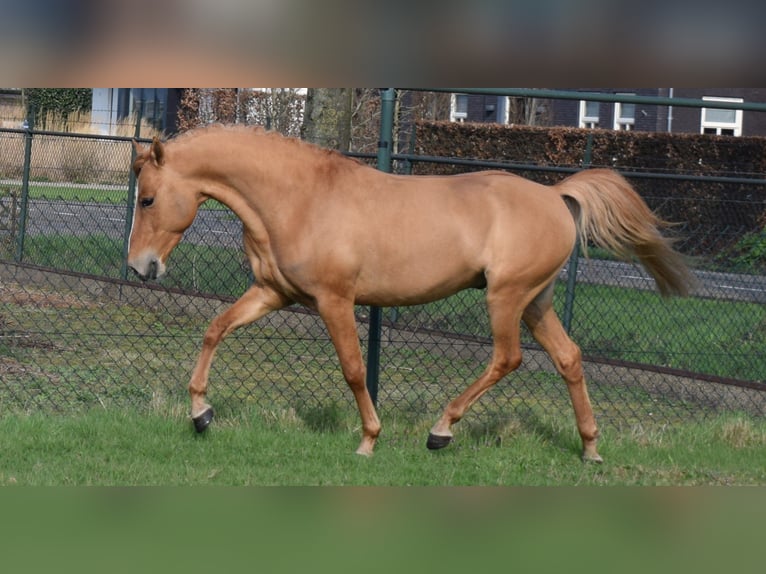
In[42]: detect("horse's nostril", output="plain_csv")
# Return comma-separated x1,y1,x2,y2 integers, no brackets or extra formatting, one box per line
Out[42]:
129,266,148,282
147,260,158,280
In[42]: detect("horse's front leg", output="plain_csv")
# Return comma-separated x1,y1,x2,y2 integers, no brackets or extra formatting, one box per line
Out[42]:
188,284,290,432
317,295,381,456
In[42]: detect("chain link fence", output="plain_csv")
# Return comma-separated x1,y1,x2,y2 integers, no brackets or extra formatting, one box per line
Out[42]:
1,119,764,433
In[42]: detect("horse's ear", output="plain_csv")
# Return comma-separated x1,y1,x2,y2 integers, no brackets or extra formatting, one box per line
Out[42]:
132,140,147,175
150,137,165,166
132,140,148,175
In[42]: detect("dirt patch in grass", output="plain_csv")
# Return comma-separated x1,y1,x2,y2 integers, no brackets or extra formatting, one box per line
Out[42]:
0,283,99,310
0,354,60,384
0,355,27,375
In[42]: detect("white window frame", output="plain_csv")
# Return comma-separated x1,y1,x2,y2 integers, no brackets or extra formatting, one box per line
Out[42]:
578,100,600,129
498,96,510,125
701,96,743,136
613,95,636,131
450,93,469,123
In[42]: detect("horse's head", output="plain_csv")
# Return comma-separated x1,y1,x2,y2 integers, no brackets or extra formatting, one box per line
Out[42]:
127,137,200,281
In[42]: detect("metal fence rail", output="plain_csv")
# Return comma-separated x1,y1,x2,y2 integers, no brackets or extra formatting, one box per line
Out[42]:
1,91,764,433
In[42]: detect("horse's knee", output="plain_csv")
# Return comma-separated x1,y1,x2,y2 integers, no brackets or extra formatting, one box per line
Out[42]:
493,349,522,378
341,361,366,389
557,344,583,383
202,320,226,348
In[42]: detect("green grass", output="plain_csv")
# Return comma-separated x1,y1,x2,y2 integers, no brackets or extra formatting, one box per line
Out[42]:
31,183,128,204
10,231,766,383
2,182,128,204
2,258,764,486
3,182,231,209
2,233,763,436
571,284,766,381
13,234,249,296
0,406,763,485
396,284,766,382
3,279,760,433
19,234,126,277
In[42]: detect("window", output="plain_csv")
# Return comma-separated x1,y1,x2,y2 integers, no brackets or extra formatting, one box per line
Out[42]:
613,95,635,131
451,94,469,122
701,96,743,136
485,96,511,124
579,100,600,128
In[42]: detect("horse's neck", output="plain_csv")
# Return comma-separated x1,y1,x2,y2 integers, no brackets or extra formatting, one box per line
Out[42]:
179,134,305,213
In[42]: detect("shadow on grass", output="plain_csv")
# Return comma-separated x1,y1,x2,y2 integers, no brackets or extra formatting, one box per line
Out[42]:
462,406,582,458
297,401,345,433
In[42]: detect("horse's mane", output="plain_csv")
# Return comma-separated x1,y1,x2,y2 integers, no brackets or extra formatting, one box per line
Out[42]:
169,124,365,169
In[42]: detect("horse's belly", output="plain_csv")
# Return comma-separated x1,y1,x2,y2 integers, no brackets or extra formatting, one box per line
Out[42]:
354,251,485,306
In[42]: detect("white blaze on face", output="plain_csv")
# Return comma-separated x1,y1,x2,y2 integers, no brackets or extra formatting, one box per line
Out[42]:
128,180,140,255
126,180,164,279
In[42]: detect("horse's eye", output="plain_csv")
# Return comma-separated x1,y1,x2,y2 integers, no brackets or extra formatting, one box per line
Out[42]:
140,197,154,208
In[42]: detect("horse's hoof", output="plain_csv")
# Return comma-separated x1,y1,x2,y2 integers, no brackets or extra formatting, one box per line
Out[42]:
582,452,604,464
192,408,215,433
426,433,453,450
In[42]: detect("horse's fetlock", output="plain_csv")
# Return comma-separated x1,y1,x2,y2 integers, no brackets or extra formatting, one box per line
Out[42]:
365,423,382,439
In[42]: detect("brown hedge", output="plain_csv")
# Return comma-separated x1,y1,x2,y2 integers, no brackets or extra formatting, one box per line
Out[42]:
412,122,766,260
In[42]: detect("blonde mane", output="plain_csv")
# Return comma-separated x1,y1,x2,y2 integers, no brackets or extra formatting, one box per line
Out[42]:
168,124,364,169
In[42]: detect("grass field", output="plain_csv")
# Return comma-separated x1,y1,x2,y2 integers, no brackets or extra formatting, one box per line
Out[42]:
2,226,765,487
2,271,763,423
27,183,129,204
0,406,763,485
1,181,233,207
6,232,765,383
392,283,766,381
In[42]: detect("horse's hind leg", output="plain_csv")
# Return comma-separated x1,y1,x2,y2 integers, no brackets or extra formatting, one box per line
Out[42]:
522,285,602,463
428,288,524,450
188,284,290,432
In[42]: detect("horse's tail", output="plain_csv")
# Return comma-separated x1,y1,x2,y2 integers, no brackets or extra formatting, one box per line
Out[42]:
555,168,694,297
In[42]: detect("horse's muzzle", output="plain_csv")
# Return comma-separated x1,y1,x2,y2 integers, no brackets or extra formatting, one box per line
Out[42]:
128,256,164,281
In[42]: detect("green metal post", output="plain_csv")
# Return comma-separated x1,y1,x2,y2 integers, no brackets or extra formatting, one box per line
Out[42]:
121,103,143,280
15,112,34,263
388,123,418,327
562,133,593,334
365,88,395,406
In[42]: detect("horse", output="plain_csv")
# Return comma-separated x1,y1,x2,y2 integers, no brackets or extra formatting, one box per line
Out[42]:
128,125,693,462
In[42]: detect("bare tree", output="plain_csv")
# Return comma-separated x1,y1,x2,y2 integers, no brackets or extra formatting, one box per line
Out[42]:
179,89,468,157
508,97,552,126
241,89,305,137
177,88,306,137
343,89,453,156
348,89,381,154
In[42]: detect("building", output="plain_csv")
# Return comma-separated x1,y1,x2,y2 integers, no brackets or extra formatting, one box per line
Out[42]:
550,88,670,132
666,88,766,136
449,89,766,137
91,88,182,135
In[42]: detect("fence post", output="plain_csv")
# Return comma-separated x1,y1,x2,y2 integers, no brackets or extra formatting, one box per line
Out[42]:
562,132,593,333
121,103,143,280
14,112,34,263
388,121,418,327
365,88,396,406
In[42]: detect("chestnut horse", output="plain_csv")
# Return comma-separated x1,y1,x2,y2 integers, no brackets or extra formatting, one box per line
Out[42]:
128,125,692,462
